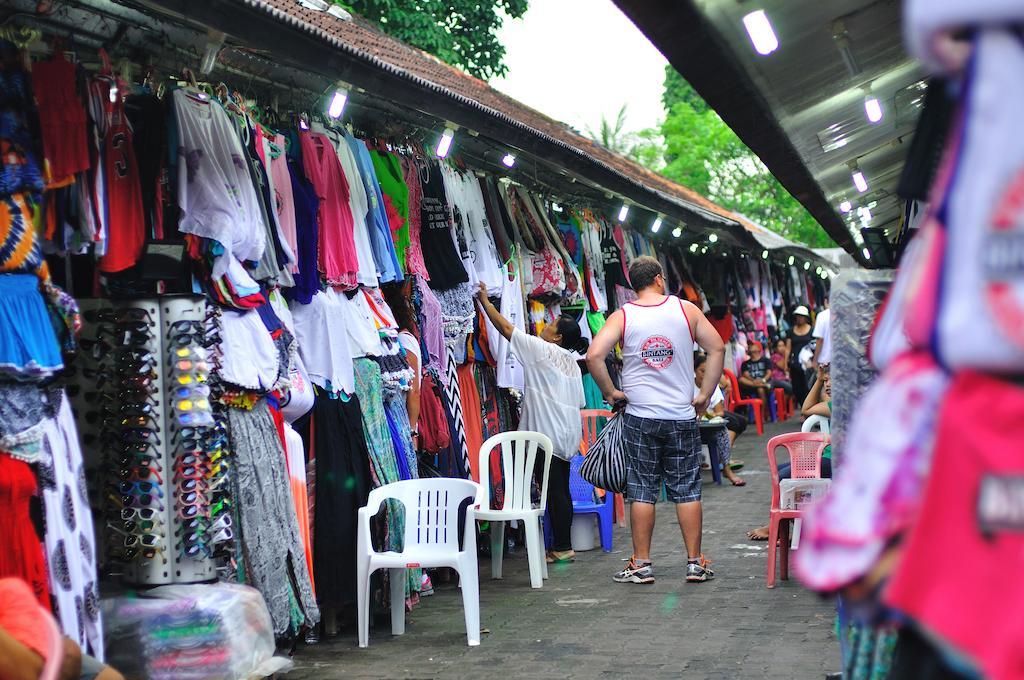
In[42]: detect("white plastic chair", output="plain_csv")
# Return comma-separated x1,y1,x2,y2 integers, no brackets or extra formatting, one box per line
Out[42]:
356,478,481,648
474,431,553,589
801,414,831,434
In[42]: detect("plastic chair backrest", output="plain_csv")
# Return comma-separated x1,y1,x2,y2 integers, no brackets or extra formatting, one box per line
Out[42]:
723,369,742,402
365,478,479,552
765,432,829,511
477,431,553,513
568,454,597,504
801,414,831,434
580,409,614,455
39,606,64,680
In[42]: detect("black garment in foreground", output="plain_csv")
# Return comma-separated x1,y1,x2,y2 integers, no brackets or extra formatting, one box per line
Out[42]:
536,455,573,552
294,389,373,608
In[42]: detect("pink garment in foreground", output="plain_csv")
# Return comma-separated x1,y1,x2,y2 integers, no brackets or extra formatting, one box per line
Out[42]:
299,131,358,288
884,372,1024,680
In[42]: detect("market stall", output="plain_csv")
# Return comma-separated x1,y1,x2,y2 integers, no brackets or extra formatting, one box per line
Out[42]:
0,1,832,675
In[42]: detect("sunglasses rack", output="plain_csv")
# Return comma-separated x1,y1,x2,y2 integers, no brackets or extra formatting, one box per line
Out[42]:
72,296,224,586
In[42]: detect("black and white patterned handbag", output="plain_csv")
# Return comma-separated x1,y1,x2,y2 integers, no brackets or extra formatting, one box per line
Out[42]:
579,413,627,494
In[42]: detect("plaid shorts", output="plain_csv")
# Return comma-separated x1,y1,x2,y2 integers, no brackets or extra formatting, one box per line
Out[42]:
622,413,702,504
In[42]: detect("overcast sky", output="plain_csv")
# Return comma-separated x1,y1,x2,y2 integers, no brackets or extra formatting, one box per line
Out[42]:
490,0,669,137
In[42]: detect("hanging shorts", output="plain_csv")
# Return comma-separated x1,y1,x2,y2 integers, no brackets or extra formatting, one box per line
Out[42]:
622,413,702,504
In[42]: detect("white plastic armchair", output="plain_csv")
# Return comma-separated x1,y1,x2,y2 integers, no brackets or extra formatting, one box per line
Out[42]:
801,414,831,434
356,477,481,648
474,431,554,589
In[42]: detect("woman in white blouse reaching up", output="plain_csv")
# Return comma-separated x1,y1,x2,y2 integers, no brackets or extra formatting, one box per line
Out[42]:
476,282,587,564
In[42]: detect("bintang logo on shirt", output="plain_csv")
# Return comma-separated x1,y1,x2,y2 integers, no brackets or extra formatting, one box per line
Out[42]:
640,336,674,370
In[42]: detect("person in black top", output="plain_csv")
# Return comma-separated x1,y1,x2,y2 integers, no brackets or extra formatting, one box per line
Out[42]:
740,340,773,409
786,305,815,407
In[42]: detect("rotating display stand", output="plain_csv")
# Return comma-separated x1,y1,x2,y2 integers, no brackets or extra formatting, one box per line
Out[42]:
73,295,218,585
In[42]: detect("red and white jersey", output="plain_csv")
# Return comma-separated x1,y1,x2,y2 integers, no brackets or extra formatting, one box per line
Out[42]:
620,295,696,420
87,74,145,273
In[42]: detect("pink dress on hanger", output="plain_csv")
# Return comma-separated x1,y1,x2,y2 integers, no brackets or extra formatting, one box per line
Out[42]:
299,131,358,288
270,134,299,273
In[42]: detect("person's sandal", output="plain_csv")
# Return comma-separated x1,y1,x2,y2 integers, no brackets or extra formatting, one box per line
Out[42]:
546,549,576,564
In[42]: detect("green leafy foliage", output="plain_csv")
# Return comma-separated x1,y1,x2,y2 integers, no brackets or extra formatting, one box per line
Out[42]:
586,104,666,171
341,0,528,80
655,67,831,247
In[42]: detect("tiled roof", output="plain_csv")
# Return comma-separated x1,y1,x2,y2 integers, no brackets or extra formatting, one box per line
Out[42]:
246,0,753,230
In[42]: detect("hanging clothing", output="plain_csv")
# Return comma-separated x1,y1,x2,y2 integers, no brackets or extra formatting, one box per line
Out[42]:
0,453,51,610
299,130,358,288
317,125,377,286
268,134,298,273
227,402,319,635
284,157,321,304
348,135,401,283
370,150,411,274
0,274,63,380
400,155,428,280
172,89,264,281
283,423,315,597
457,362,485,481
32,53,89,182
88,75,145,273
418,160,468,290
297,390,372,608
34,392,103,659
290,291,355,394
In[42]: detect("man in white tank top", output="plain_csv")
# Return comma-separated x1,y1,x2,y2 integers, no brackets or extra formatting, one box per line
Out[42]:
587,256,726,584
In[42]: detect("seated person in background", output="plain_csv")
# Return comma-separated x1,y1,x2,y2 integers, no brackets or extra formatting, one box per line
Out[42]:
746,366,832,541
770,339,792,395
740,341,773,409
695,356,745,486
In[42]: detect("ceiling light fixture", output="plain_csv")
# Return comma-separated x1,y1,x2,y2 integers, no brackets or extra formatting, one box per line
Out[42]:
831,21,861,76
762,249,769,260
689,243,699,253
839,200,852,213
501,153,516,168
672,226,683,238
742,10,779,56
327,83,349,119
708,233,719,243
435,125,456,158
864,95,883,124
788,255,795,265
851,162,869,193
701,246,708,254
651,216,663,233
863,247,872,260
199,30,226,76
804,261,811,270
551,203,563,213
617,203,630,222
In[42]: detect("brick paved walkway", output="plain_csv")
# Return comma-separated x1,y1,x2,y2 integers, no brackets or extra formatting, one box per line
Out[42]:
288,420,839,679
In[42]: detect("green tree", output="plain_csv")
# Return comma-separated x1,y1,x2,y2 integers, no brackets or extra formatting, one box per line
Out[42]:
587,105,666,171
338,0,528,80
655,67,830,247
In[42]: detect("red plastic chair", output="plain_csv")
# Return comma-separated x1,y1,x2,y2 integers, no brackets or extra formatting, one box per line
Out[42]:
765,432,830,588
773,388,789,420
580,409,625,527
723,369,764,436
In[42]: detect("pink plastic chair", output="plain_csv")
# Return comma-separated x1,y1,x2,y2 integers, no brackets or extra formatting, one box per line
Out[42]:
580,409,625,526
765,432,830,588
